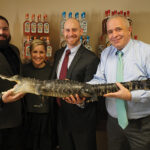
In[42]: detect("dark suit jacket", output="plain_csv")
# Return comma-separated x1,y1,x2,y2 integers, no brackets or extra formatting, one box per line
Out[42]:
0,44,22,129
51,45,99,132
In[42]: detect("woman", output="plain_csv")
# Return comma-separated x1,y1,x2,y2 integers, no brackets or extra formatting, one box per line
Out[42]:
21,39,54,150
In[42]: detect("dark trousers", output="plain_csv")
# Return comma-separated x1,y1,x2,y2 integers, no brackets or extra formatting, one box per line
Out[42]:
57,113,97,150
107,115,150,150
0,126,23,150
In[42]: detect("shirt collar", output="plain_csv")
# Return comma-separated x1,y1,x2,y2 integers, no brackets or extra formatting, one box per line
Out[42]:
114,39,133,56
65,43,81,54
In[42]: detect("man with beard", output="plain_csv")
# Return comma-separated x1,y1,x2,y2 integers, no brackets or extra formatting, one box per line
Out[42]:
0,16,24,150
51,18,99,150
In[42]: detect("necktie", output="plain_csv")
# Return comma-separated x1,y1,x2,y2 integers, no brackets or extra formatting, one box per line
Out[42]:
116,51,128,129
59,49,71,79
57,49,71,106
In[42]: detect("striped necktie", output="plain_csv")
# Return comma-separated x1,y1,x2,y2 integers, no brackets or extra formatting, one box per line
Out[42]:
116,51,128,129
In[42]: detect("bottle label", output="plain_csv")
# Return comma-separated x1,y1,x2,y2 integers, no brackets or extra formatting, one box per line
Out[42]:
44,23,49,34
37,23,43,33
46,45,52,57
80,21,87,35
25,22,30,33
31,22,36,33
25,45,30,57
60,20,65,35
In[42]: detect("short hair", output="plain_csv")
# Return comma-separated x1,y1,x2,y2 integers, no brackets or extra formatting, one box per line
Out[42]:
107,15,130,28
0,16,9,26
30,39,47,53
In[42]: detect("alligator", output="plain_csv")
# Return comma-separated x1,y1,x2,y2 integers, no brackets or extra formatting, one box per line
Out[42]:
0,74,150,102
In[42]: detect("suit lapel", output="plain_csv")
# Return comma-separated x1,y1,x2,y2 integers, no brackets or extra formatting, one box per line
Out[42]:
67,45,84,78
51,48,65,79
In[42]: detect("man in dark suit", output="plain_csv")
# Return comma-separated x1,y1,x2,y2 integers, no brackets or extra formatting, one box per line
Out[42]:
0,15,24,150
51,18,99,150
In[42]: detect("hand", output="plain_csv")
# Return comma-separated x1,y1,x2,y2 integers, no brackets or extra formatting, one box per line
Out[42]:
2,89,25,103
103,82,132,101
63,94,86,104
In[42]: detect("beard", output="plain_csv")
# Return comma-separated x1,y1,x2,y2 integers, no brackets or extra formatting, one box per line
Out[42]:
0,34,11,49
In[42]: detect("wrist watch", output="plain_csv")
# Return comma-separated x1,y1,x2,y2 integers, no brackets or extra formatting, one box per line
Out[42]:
0,93,4,106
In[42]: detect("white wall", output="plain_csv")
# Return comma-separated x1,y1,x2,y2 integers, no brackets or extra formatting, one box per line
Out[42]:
1,0,150,56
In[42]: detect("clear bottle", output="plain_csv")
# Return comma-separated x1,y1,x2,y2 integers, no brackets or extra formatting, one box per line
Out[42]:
80,12,88,36
84,36,92,51
30,14,36,36
37,14,44,36
68,12,72,18
43,14,50,36
23,13,30,36
75,12,79,21
60,11,66,36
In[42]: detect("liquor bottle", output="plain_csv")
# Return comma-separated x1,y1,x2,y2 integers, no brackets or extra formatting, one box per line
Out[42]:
114,10,117,16
37,14,44,36
68,12,72,18
46,36,52,60
24,36,31,59
134,35,138,40
127,11,132,26
30,14,36,36
43,14,50,36
60,12,66,48
124,12,127,17
102,10,108,35
60,11,66,36
84,36,92,51
80,36,83,44
120,10,123,16
23,13,30,36
80,12,88,36
75,12,79,21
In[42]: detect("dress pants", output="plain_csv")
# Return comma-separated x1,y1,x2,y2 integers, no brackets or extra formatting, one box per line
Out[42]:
107,115,150,150
57,110,97,150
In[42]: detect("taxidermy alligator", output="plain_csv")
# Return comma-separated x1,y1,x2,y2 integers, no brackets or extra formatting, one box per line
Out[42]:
0,74,149,102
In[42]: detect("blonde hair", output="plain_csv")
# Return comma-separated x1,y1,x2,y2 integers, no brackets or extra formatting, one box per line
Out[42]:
30,39,47,53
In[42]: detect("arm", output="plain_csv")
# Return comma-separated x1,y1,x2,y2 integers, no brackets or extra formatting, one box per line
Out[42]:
0,90,24,105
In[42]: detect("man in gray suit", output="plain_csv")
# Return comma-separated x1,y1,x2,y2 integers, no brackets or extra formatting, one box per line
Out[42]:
51,18,99,150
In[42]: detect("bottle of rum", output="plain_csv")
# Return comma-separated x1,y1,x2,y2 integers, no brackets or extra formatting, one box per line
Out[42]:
46,36,52,60
23,13,30,36
30,14,36,36
80,12,87,36
37,14,44,37
43,14,50,36
24,36,31,59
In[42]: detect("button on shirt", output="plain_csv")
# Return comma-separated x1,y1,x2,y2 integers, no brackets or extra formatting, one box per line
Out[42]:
88,39,150,119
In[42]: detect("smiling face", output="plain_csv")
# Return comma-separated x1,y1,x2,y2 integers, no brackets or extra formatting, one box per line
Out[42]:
31,44,46,68
0,19,11,42
63,18,83,49
107,16,132,50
